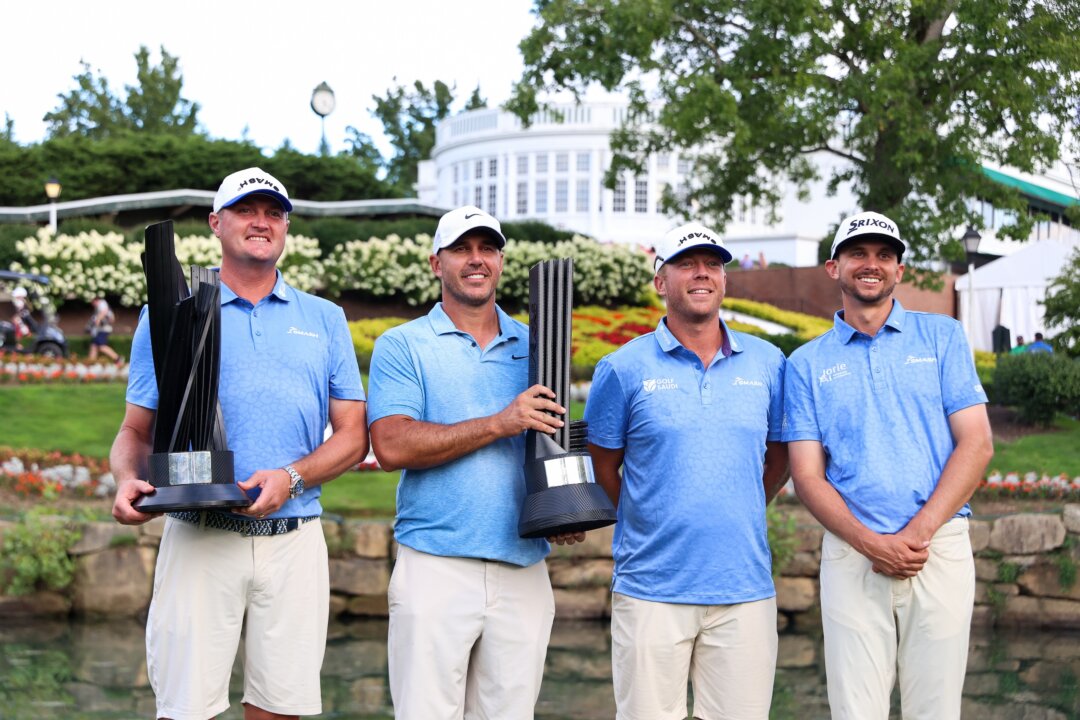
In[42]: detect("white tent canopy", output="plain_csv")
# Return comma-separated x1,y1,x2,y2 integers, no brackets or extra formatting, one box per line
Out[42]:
957,236,1079,352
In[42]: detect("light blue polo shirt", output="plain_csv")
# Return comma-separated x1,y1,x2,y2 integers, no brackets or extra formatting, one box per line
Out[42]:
782,300,987,534
366,302,548,567
126,271,365,519
585,317,784,605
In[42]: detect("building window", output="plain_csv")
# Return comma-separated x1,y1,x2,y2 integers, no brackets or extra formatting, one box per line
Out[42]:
613,178,626,213
489,158,498,177
555,179,569,212
517,181,528,214
556,153,569,173
474,186,483,207
453,190,458,206
656,153,670,170
536,153,548,174
488,184,497,212
577,153,590,172
634,179,648,213
576,180,590,212
677,156,691,175
517,155,528,175
453,165,459,183
475,161,483,180
535,182,548,213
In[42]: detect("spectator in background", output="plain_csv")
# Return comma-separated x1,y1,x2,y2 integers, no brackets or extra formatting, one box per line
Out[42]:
1027,333,1053,353
10,287,35,348
1010,336,1027,354
740,253,755,270
86,297,122,364
758,251,769,269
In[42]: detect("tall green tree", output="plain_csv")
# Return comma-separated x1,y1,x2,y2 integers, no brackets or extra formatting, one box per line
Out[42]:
1042,247,1080,357
44,45,199,139
510,0,1080,264
372,79,455,192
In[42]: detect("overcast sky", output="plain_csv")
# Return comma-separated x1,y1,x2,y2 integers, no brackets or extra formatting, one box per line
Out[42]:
1,0,537,156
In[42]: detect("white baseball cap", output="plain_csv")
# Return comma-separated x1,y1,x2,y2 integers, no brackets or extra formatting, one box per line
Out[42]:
830,211,907,259
432,205,506,254
12,287,27,298
652,222,733,272
213,167,293,213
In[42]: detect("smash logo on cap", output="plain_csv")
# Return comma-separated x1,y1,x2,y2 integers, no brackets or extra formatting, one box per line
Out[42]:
236,176,282,193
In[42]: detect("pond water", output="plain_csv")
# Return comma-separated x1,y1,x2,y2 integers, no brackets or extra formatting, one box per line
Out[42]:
1,618,1077,719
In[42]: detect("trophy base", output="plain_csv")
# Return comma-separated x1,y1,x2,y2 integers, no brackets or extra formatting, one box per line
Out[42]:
518,483,617,539
133,483,252,513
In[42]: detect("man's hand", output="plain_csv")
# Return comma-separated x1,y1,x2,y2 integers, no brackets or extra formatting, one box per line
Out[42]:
548,531,586,546
111,478,160,525
236,469,292,518
494,384,566,437
860,533,930,579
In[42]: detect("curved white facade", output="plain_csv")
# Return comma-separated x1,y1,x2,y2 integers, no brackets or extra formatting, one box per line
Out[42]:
417,100,826,264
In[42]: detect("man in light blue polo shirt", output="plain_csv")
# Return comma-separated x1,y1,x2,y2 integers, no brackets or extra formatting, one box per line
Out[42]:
111,167,368,720
585,222,788,720
367,205,582,720
783,211,993,720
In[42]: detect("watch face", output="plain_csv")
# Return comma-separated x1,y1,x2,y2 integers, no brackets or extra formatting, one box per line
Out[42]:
311,92,335,116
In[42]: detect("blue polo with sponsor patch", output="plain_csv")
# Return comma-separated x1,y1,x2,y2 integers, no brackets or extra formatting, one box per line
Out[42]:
782,300,987,534
585,317,784,605
366,302,548,567
125,271,365,519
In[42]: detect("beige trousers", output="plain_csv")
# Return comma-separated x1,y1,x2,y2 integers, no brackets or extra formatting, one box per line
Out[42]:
820,517,975,720
387,544,555,720
611,592,778,720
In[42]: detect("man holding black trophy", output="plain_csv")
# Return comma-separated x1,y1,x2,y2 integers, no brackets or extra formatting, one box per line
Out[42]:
111,167,368,720
585,223,788,720
367,205,583,720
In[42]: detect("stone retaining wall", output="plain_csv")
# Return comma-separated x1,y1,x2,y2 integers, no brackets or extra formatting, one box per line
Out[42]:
2,505,1079,627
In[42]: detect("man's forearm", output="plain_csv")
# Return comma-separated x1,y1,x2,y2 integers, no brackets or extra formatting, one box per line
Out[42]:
290,401,369,488
371,415,506,471
762,441,789,504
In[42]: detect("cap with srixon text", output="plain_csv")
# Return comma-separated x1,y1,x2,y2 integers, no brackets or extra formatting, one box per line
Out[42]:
652,222,733,272
213,167,293,213
432,205,507,254
830,211,908,259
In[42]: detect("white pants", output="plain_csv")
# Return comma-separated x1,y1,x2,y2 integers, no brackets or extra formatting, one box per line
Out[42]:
611,592,778,720
147,517,329,720
820,517,974,720
387,545,555,720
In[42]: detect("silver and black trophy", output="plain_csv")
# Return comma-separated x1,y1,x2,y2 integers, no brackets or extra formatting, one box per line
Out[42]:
518,258,617,539
133,220,249,512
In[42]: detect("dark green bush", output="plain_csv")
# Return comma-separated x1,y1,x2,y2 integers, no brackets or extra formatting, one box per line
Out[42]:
0,223,37,267
993,353,1080,426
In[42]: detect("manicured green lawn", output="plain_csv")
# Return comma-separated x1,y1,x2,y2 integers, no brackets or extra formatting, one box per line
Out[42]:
0,383,127,457
991,416,1080,478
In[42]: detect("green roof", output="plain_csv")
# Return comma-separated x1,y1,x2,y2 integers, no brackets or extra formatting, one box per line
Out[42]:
982,166,1079,208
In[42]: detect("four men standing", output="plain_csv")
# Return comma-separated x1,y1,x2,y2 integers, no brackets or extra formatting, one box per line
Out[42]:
110,190,996,718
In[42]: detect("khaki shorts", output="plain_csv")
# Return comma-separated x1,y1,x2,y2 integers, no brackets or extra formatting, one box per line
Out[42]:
611,592,778,720
388,544,555,720
146,516,329,720
820,517,975,720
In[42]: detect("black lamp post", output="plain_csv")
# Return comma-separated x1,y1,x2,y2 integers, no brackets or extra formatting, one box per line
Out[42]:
961,226,982,347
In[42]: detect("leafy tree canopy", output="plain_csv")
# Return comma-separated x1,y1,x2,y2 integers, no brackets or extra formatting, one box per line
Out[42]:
510,0,1080,264
1042,247,1080,357
44,45,199,139
371,79,456,193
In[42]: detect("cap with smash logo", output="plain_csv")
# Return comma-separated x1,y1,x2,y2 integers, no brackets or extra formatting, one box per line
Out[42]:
213,167,293,213
652,222,733,272
432,205,507,254
830,211,907,259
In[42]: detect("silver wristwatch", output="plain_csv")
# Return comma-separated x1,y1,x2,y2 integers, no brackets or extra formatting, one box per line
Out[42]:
282,464,305,499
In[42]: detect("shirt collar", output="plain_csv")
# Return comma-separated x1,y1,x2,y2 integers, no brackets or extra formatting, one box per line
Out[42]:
834,299,906,343
218,269,290,305
653,315,740,357
427,302,524,344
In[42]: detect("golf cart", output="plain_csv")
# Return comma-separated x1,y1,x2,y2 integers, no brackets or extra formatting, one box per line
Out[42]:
0,270,69,358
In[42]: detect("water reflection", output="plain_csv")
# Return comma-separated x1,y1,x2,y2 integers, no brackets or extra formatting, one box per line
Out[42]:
1,618,1077,719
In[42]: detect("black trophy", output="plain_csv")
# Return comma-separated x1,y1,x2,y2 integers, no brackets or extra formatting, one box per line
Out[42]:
518,258,617,539
133,220,249,512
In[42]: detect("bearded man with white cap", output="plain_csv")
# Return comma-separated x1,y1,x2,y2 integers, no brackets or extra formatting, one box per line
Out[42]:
783,211,993,719
111,167,368,720
366,205,583,719
584,222,788,720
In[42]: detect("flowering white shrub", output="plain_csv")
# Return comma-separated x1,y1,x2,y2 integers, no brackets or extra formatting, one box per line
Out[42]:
11,228,651,309
13,229,324,306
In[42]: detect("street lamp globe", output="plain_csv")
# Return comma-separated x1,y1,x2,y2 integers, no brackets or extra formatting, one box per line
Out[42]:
44,177,62,201
310,82,335,156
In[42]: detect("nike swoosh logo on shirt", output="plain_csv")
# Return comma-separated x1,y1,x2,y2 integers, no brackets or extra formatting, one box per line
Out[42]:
511,354,529,360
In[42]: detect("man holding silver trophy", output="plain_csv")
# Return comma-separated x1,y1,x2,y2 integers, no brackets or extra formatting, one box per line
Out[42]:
111,167,368,720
